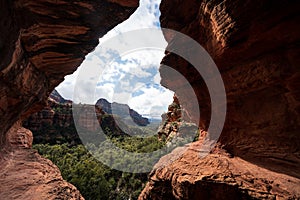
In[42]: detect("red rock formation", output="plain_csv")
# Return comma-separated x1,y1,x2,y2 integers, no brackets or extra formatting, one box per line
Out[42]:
23,90,150,144
158,94,197,141
24,90,73,133
49,89,73,104
0,0,138,198
140,0,300,199
0,0,138,145
0,122,83,199
140,142,300,200
96,98,150,126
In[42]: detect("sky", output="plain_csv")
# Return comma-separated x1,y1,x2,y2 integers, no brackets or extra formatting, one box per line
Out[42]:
56,0,174,119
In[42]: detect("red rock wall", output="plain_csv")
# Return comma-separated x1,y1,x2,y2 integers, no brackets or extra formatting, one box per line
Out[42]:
160,0,300,177
140,0,300,199
0,0,138,148
0,0,138,198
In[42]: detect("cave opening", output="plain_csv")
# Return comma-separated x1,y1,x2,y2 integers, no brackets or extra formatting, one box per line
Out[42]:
55,0,174,129
2,0,300,199
21,1,179,198
22,0,200,198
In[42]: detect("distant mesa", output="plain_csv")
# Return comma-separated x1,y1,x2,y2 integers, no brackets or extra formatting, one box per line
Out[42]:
23,90,150,145
96,98,149,126
49,90,149,126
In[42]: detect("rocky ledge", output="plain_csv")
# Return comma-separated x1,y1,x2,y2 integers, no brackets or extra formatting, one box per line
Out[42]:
139,142,300,200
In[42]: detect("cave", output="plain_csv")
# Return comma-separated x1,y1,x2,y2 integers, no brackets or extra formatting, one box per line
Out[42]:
0,0,299,199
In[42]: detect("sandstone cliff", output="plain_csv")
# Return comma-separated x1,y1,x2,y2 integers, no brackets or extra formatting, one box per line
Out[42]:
0,0,138,198
96,98,149,126
23,90,150,144
140,0,300,199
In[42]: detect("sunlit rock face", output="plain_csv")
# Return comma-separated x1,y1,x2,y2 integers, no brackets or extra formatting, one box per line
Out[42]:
140,0,300,199
0,0,138,198
158,95,198,141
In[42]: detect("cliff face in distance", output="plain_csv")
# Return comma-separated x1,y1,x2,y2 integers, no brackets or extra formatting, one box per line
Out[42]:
23,90,150,145
96,98,149,126
140,0,300,199
0,0,138,198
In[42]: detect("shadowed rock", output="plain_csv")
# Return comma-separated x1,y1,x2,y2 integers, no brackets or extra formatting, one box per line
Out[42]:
140,0,300,199
0,0,138,198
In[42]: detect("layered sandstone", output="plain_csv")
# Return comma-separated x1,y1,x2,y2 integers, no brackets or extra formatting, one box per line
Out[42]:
140,0,300,199
0,0,138,198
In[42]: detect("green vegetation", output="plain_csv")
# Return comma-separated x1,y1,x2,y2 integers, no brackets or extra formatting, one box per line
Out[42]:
33,122,81,145
33,135,166,200
32,105,197,199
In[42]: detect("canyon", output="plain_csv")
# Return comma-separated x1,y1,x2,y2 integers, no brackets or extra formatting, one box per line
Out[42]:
0,0,299,199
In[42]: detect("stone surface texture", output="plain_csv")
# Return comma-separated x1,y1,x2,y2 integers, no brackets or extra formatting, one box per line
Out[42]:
0,0,138,199
140,0,300,199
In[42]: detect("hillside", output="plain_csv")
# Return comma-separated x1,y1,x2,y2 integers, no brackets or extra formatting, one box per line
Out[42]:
23,90,152,145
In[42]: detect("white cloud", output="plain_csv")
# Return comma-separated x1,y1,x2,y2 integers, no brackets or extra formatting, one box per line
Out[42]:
95,83,115,102
56,0,174,117
128,85,174,118
153,72,161,84
100,0,162,42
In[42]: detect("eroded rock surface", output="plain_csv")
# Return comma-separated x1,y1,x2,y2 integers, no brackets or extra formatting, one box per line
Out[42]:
139,142,300,200
0,0,138,145
140,0,300,199
0,0,138,198
158,95,198,141
1,122,83,199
